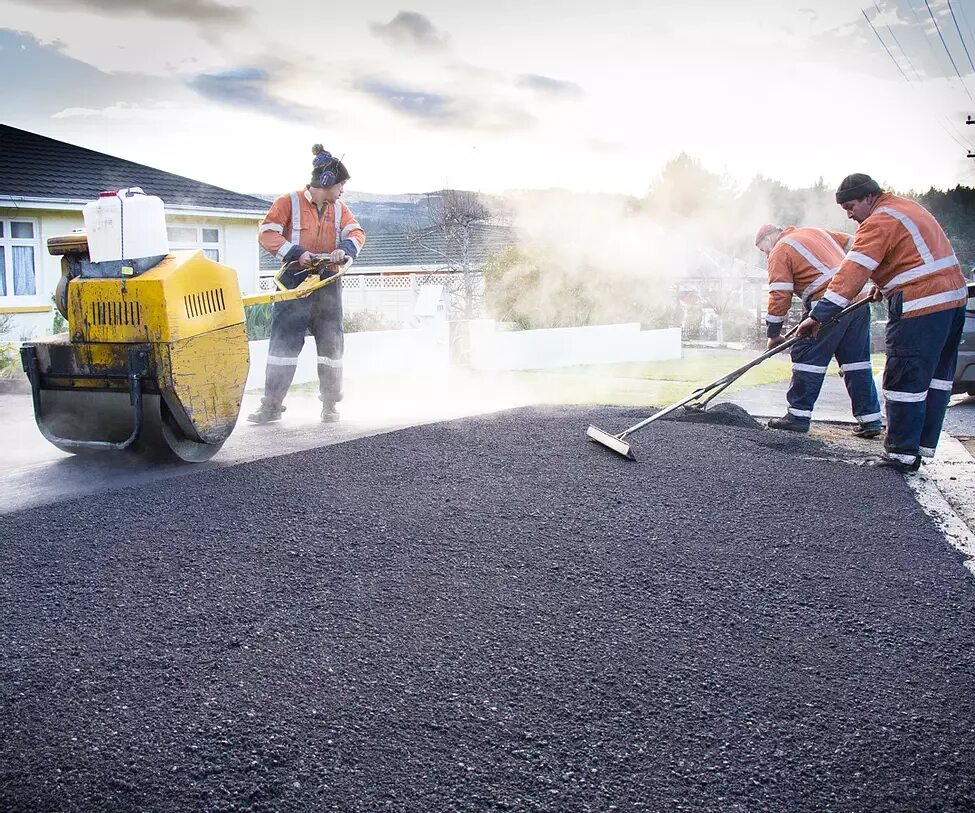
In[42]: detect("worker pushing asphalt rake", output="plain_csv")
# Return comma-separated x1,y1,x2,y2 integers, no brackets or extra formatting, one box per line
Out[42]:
586,295,874,460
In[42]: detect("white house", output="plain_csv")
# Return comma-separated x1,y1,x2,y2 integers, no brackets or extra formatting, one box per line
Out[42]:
0,124,269,339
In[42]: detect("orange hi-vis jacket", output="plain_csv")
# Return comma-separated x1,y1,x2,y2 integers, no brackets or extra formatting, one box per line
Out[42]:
764,226,854,336
812,193,966,323
258,188,365,264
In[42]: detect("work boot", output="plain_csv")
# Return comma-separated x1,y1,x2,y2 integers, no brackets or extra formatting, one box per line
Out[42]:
767,414,809,433
870,452,921,473
247,403,285,424
852,420,883,439
321,403,340,424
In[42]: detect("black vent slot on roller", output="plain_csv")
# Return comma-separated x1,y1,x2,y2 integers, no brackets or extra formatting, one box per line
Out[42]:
89,300,142,326
184,288,227,319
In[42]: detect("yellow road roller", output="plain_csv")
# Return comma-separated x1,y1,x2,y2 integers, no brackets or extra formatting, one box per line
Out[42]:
21,232,346,462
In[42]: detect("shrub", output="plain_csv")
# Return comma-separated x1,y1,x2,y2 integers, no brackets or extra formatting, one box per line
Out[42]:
641,302,684,330
344,310,399,333
0,313,18,379
245,304,400,340
52,310,68,335
245,303,273,340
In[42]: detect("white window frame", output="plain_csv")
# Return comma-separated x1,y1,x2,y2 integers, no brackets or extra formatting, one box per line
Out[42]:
0,217,42,302
166,223,223,263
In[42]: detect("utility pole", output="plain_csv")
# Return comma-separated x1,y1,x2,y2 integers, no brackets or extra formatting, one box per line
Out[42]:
969,116,974,158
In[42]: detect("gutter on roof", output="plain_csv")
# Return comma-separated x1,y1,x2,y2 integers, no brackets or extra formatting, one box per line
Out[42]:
0,196,265,220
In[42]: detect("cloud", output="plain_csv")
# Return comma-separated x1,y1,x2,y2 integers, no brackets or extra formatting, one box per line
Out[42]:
369,11,449,50
515,73,584,99
52,101,177,121
586,138,628,154
0,29,175,117
21,0,249,25
811,6,972,84
354,77,534,132
187,67,321,122
354,79,458,122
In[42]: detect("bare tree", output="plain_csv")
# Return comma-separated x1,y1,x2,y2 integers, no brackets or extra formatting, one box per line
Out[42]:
695,250,764,343
407,190,492,320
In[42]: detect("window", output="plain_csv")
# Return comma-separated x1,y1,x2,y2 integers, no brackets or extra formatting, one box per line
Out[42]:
0,218,40,298
167,224,222,262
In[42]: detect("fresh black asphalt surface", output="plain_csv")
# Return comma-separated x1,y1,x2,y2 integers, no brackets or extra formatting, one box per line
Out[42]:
2,405,974,812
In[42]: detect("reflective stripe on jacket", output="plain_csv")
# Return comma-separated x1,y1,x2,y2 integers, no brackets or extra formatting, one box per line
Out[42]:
811,193,965,323
258,189,366,263
765,226,853,335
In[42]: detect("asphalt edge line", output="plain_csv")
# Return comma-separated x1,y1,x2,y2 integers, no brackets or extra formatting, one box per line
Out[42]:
906,435,975,577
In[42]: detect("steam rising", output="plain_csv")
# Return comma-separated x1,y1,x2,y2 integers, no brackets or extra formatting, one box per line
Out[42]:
492,156,856,329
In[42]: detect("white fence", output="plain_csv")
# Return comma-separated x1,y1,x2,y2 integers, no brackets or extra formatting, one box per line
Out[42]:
257,272,469,327
247,321,681,388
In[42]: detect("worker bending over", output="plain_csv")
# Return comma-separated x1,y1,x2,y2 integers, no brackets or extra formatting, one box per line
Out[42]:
756,223,883,436
798,174,967,472
249,145,365,424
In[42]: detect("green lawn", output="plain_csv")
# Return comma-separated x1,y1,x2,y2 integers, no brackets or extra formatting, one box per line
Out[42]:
481,352,887,407
287,350,887,409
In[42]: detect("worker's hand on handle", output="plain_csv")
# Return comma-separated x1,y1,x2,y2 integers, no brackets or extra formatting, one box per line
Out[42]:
796,316,820,340
328,248,347,264
869,284,883,302
766,336,786,351
298,251,317,268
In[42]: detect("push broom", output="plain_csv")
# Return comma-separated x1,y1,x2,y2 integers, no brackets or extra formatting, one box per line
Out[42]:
586,295,874,460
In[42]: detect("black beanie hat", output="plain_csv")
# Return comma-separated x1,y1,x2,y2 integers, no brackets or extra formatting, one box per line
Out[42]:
835,173,882,204
309,144,350,188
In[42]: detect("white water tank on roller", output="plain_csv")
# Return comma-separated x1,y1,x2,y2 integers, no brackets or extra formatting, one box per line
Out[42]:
83,187,169,263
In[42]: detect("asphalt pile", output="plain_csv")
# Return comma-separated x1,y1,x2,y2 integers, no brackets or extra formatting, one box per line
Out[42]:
2,405,974,812
663,402,761,429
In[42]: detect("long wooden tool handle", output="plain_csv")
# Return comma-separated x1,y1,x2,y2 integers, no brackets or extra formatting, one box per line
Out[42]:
241,258,353,307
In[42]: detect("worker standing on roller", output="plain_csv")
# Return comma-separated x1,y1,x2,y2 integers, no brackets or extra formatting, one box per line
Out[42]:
797,173,968,472
248,145,365,424
755,223,883,436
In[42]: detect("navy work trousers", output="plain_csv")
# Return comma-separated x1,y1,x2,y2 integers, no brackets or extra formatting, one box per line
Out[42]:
882,298,965,462
261,279,343,409
786,304,882,426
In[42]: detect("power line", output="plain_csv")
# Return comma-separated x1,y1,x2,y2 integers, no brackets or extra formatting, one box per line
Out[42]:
861,3,975,154
862,7,913,82
907,0,949,73
956,0,975,56
945,0,975,74
875,1,922,80
923,0,973,99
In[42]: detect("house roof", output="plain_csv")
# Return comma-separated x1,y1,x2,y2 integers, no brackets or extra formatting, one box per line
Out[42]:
259,221,515,273
0,124,269,214
352,223,514,269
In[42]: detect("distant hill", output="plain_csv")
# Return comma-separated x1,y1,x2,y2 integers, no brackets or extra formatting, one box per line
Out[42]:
247,189,506,236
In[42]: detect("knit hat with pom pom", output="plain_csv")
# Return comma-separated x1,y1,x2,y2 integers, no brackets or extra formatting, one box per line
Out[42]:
310,144,350,188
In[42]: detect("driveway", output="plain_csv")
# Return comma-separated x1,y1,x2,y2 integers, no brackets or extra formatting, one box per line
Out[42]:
2,406,974,812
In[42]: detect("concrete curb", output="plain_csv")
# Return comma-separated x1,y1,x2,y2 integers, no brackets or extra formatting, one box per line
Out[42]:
0,378,30,395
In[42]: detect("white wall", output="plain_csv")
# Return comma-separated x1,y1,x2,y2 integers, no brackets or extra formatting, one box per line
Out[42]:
468,322,682,371
246,322,681,389
246,327,449,389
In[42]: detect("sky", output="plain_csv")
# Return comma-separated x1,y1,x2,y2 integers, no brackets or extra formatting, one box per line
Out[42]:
1,0,975,198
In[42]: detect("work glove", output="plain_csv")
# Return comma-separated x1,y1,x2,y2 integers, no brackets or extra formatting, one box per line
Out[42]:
796,316,820,339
